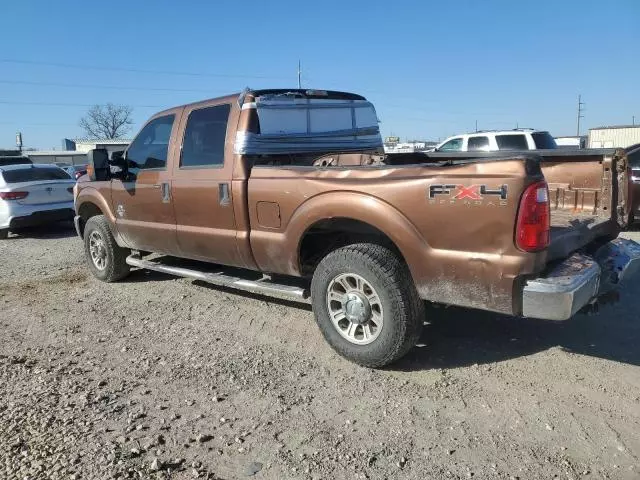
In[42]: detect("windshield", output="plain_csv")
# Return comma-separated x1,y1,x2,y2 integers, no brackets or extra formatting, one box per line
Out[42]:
531,132,557,149
1,166,72,183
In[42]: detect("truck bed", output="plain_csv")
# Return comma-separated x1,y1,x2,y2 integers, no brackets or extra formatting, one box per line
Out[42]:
382,148,628,262
549,210,610,260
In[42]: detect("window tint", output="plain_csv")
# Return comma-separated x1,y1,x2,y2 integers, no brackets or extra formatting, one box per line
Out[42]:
467,136,490,151
126,115,175,175
181,104,230,168
496,134,528,150
438,138,463,151
2,166,71,183
531,132,557,149
0,157,32,166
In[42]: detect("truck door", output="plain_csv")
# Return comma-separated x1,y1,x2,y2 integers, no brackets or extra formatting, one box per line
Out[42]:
110,113,180,254
170,101,241,266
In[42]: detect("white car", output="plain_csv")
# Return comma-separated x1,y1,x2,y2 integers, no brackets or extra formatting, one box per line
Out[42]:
0,164,76,239
434,129,557,152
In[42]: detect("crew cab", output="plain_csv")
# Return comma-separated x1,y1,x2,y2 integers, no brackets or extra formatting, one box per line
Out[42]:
74,89,640,367
435,129,557,152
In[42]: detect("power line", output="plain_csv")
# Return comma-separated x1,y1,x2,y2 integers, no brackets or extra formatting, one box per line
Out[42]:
0,100,162,108
0,58,289,80
0,79,219,93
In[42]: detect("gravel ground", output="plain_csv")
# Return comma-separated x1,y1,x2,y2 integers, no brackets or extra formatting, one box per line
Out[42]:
1,223,639,480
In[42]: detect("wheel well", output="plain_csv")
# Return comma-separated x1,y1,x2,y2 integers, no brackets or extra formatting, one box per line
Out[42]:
298,218,405,277
77,202,103,237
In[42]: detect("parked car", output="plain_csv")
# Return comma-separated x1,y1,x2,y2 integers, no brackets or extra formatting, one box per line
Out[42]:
0,156,32,167
62,164,89,180
435,129,558,152
74,88,639,367
0,164,76,239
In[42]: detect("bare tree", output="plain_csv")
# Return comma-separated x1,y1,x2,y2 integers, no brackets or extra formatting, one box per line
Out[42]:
79,103,134,139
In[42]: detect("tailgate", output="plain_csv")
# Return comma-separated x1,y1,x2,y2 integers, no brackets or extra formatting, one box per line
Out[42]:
541,149,629,261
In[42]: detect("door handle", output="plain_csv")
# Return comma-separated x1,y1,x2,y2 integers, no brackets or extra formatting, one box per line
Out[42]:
160,182,171,203
151,184,162,189
218,183,230,206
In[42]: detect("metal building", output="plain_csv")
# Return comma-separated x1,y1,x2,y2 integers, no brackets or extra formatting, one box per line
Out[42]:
588,125,640,148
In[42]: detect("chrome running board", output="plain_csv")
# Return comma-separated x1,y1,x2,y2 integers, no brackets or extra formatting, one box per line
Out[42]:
126,255,310,303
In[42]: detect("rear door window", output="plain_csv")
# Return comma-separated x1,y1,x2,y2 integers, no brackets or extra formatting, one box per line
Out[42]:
496,134,529,150
467,136,490,151
1,167,71,183
180,104,231,168
438,138,463,151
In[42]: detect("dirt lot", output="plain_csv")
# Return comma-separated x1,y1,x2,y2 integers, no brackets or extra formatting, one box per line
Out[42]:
1,223,639,480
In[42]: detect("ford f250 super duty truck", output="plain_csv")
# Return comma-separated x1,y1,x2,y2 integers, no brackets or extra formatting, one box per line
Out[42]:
73,89,640,367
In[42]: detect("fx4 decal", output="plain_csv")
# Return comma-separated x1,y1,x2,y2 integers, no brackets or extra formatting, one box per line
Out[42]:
428,184,508,206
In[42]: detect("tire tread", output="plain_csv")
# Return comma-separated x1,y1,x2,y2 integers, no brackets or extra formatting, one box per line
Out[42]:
311,242,423,368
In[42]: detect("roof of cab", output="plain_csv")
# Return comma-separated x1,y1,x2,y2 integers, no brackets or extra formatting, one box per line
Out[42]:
152,89,367,117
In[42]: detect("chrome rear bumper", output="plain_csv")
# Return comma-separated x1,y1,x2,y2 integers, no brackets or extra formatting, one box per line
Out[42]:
522,238,640,320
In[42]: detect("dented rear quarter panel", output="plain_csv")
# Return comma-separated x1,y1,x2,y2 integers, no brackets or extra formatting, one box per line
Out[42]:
247,159,547,315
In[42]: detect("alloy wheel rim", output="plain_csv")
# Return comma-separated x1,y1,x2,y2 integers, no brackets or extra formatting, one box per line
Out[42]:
326,273,383,345
89,231,107,270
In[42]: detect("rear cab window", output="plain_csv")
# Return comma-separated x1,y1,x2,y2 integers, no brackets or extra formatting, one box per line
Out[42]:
1,167,72,183
496,134,529,151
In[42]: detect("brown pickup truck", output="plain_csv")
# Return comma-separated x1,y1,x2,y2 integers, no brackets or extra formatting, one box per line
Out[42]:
74,89,640,367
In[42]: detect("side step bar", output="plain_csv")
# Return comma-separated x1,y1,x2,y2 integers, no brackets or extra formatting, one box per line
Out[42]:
126,255,310,303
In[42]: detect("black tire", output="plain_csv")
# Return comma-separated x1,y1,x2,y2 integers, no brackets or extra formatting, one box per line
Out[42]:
83,215,130,282
0,229,8,240
311,243,424,368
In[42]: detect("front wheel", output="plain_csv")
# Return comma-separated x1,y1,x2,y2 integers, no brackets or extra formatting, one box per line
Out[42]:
311,243,424,368
83,215,131,282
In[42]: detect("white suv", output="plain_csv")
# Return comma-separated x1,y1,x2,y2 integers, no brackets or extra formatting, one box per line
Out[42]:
434,129,557,152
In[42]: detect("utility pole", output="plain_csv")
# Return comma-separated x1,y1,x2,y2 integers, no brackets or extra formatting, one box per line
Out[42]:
475,120,478,132
297,60,302,89
576,94,585,136
633,115,636,126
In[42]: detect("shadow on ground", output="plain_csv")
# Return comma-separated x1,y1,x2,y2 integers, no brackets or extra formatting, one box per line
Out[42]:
394,286,640,371
9,221,77,240
115,254,640,371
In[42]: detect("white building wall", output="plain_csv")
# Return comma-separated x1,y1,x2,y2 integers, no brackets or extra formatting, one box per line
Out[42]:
589,127,640,148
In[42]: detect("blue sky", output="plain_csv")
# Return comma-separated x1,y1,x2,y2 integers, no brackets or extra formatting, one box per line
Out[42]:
1,0,638,149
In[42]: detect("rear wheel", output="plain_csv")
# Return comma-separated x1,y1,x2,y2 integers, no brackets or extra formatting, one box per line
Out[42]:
0,229,8,240
311,243,424,368
83,215,130,282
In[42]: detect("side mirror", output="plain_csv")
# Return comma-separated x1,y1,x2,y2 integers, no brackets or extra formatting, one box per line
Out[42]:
110,150,125,163
87,148,109,181
109,150,128,179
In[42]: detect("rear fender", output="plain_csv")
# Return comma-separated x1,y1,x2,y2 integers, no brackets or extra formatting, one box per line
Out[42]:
259,191,430,283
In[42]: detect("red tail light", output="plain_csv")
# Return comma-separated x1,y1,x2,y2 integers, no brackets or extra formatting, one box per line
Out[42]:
516,181,550,252
0,191,29,201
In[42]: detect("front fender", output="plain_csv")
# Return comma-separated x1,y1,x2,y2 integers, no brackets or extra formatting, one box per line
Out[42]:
75,186,125,245
75,186,116,223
